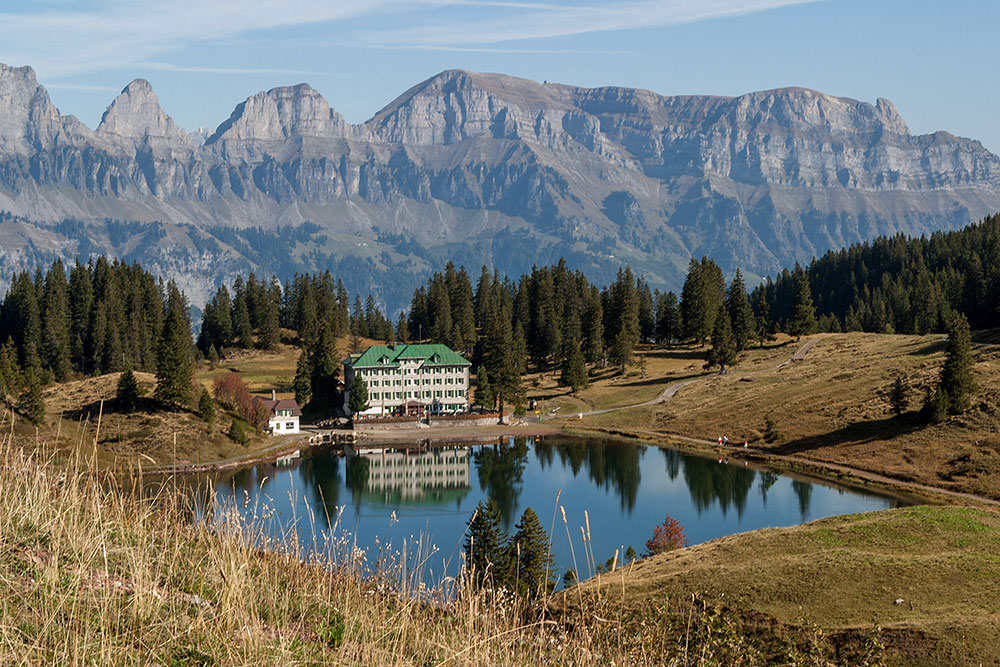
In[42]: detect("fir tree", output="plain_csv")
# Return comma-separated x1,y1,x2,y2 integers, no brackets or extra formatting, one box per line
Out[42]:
890,375,910,415
116,365,143,412
787,271,817,340
705,306,737,373
197,387,216,424
19,371,45,425
293,347,312,407
680,257,725,345
154,282,194,408
349,376,369,416
464,499,508,590
207,344,219,368
41,260,72,381
656,291,680,346
726,269,755,352
507,507,555,601
475,367,495,411
232,296,253,348
560,340,589,393
921,385,950,424
940,312,976,413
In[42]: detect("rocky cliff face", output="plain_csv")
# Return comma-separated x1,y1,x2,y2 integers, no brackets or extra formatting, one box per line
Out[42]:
1,65,998,308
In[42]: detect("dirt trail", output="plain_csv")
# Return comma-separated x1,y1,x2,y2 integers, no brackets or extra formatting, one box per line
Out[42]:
548,337,819,421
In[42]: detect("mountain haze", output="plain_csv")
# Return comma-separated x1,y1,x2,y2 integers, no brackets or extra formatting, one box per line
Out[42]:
1,63,998,308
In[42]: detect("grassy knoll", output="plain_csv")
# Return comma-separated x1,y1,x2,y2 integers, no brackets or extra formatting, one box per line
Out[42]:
0,445,825,666
554,332,1000,501
563,505,1000,666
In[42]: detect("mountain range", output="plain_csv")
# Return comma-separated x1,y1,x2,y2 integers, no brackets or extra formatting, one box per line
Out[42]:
1,62,999,310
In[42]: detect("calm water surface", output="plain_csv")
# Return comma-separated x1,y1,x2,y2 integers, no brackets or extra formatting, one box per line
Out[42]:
207,435,908,580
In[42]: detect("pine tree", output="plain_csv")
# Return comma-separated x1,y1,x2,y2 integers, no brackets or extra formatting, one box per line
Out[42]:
116,365,143,412
18,371,45,425
232,296,253,348
680,257,725,345
293,347,312,407
705,306,737,373
507,507,555,601
559,339,588,393
464,499,508,590
940,312,976,413
198,387,216,424
656,291,680,346
257,289,280,350
726,269,755,352
154,282,194,408
890,375,910,415
67,261,93,370
41,260,72,381
474,367,495,411
921,385,950,424
349,376,369,416
787,271,817,340
0,337,22,402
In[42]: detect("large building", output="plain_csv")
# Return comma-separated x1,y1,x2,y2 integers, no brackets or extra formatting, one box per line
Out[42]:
343,344,471,417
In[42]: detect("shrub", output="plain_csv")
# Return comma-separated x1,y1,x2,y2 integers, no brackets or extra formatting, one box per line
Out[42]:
228,418,248,445
763,413,782,443
644,514,689,557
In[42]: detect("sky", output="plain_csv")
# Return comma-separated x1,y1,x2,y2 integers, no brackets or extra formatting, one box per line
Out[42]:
1,0,998,152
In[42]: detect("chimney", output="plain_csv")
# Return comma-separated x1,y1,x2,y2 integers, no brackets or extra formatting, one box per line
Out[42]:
272,389,276,401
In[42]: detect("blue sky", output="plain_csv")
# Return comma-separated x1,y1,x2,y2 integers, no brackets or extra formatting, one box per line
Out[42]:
2,0,998,152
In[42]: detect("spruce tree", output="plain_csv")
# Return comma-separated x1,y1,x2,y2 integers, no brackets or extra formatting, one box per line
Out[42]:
67,261,93,370
257,294,280,350
349,376,369,416
198,387,216,424
42,260,72,381
116,365,142,412
726,269,754,352
293,347,312,407
232,297,253,348
507,507,555,601
154,283,194,408
464,499,508,590
787,271,817,340
940,312,976,413
560,340,589,393
705,306,737,373
890,375,909,415
656,291,680,346
475,367,495,411
19,371,45,425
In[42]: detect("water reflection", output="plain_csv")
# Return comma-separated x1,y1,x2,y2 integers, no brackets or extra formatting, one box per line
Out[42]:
534,437,644,513
197,435,907,580
677,453,758,518
473,438,528,528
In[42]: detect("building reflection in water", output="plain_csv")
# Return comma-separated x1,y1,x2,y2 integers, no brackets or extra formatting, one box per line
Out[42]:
345,445,472,508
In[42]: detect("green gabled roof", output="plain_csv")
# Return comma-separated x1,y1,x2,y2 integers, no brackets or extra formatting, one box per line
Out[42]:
346,343,470,369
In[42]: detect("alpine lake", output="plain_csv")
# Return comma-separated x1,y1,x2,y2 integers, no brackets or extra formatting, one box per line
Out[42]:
191,434,912,587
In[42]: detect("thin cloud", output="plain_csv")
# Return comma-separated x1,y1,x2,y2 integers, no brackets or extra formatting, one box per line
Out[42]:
140,62,327,76
0,0,395,78
362,0,820,46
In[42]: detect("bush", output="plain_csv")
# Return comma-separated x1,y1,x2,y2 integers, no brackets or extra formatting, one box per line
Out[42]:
228,418,249,445
763,413,782,443
197,388,215,424
644,514,689,557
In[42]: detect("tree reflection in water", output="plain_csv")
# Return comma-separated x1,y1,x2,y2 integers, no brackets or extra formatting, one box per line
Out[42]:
792,479,813,520
680,454,756,518
759,471,779,506
473,438,528,529
533,436,643,513
345,455,371,512
298,454,342,523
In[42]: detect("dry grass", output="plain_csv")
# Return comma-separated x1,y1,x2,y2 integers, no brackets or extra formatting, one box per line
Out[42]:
556,333,1000,501
566,505,1000,666
0,432,851,666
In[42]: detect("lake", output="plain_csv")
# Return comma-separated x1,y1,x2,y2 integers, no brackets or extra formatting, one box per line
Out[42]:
203,434,910,584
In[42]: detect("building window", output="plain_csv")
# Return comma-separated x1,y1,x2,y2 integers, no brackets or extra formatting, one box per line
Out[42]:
285,422,295,429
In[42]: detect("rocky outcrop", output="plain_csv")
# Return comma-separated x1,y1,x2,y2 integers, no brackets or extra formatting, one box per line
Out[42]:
1,65,999,308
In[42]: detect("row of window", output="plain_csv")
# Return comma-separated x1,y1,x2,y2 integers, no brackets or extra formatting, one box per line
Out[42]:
367,377,463,388
369,390,468,400
357,366,467,377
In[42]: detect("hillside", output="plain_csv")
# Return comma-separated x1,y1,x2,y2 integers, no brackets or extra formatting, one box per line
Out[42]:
2,64,1000,308
562,505,1000,665
535,332,1000,501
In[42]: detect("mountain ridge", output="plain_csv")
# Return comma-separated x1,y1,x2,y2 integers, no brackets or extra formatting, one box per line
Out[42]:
1,64,998,309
